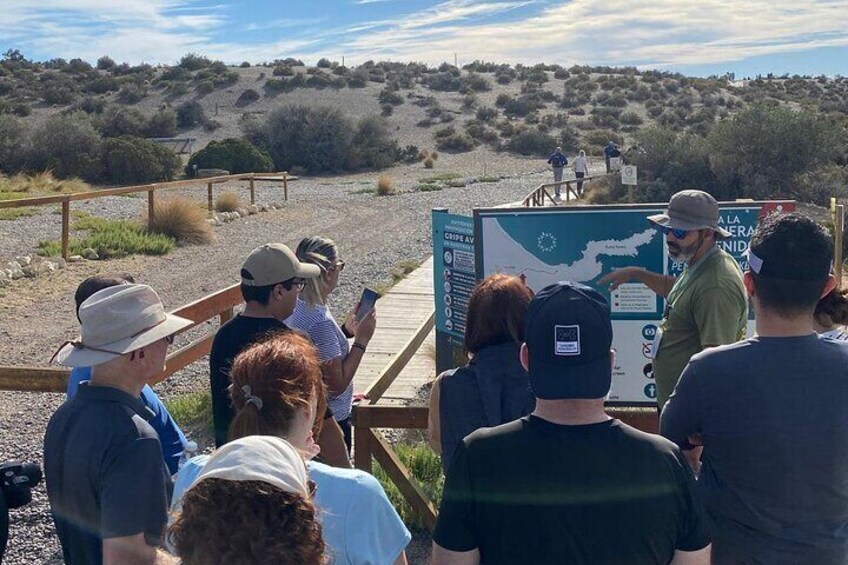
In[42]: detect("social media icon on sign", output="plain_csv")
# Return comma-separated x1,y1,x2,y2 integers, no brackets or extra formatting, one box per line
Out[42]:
644,383,656,399
642,324,657,340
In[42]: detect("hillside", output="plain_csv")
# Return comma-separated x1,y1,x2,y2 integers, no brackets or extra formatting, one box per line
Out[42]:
2,51,847,160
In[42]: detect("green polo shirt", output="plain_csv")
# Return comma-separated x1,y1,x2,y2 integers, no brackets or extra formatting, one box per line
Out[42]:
654,246,747,408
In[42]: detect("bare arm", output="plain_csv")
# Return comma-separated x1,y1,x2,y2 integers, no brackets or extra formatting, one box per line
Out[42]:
317,415,352,468
431,543,480,565
323,309,377,396
393,551,409,565
598,266,675,298
103,534,178,565
670,545,711,565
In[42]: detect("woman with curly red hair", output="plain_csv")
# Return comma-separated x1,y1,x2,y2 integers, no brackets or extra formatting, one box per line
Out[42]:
171,332,410,565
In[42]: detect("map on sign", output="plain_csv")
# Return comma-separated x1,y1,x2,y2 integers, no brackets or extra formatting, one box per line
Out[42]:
478,208,666,320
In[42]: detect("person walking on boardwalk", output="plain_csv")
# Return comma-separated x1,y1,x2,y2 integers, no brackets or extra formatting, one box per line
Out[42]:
661,212,848,565
546,146,568,200
432,282,711,565
572,149,589,197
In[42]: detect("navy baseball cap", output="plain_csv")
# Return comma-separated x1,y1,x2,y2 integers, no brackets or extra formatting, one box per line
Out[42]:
525,282,613,400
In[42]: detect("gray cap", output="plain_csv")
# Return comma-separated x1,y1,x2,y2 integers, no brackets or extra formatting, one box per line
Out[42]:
647,189,731,239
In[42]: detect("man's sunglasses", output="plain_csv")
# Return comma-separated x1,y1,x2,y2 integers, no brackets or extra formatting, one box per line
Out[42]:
331,261,346,272
658,225,689,239
280,278,307,292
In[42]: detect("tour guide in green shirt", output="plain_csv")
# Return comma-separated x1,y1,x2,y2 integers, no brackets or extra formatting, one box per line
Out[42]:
600,190,747,409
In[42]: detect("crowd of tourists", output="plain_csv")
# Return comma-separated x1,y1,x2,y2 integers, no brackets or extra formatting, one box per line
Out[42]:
28,188,848,564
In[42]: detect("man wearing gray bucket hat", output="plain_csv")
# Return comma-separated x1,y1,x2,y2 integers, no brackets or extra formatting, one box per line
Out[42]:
600,190,747,412
45,284,190,565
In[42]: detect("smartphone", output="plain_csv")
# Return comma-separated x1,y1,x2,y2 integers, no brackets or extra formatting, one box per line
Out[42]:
356,288,379,321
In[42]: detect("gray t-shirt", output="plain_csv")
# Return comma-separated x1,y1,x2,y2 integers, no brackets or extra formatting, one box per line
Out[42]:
661,334,848,564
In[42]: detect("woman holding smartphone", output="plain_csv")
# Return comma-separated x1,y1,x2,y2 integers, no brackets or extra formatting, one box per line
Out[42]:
285,236,377,452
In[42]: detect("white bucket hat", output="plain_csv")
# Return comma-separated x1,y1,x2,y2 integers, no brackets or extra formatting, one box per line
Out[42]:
53,284,193,367
189,436,309,496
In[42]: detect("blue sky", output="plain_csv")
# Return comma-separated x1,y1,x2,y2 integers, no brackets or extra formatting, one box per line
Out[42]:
2,1,847,77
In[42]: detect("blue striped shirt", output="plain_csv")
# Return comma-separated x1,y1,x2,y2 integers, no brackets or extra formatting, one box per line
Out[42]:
285,298,353,421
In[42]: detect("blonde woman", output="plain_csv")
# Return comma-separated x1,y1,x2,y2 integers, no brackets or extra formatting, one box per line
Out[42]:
285,237,377,452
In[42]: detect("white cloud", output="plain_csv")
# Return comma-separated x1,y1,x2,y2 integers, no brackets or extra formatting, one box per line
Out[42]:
2,0,847,70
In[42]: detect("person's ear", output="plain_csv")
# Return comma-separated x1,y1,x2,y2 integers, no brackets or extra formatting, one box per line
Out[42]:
821,274,838,299
743,271,755,297
520,343,529,372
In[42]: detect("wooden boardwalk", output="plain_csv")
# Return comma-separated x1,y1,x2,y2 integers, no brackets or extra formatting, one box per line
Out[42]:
353,257,436,406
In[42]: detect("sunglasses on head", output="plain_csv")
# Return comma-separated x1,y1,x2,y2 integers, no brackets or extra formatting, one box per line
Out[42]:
331,261,346,272
658,225,689,239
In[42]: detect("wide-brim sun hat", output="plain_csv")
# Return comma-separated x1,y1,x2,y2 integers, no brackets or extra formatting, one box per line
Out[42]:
647,189,731,239
53,284,193,367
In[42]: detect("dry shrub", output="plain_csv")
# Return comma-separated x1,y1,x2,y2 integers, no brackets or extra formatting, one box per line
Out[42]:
430,151,439,161
423,157,435,169
148,196,214,245
376,175,395,196
215,192,241,213
417,149,429,161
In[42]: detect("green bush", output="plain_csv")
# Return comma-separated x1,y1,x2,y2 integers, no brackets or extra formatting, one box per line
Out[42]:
506,127,556,156
249,105,401,173
435,127,476,152
196,80,215,94
708,103,846,199
0,115,25,173
42,85,76,105
29,112,102,181
146,108,178,137
101,136,180,185
38,217,175,259
179,53,211,71
96,56,116,70
236,89,260,106
176,101,206,128
186,138,273,175
117,82,147,103
98,105,147,138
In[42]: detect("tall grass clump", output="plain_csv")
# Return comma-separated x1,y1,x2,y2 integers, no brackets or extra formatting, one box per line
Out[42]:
423,157,434,169
38,216,175,259
376,175,395,196
373,441,444,528
148,197,214,245
215,192,241,213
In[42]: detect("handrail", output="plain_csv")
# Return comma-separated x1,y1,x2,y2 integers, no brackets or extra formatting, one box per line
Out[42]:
522,172,615,207
0,171,293,259
0,283,243,393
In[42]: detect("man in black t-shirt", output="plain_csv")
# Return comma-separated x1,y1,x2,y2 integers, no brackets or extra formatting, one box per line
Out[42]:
432,282,711,565
210,243,319,447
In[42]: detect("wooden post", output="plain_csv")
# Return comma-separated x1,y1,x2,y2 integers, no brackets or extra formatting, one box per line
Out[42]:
249,174,255,205
353,418,372,472
283,173,288,202
147,187,155,223
219,307,234,325
207,182,214,211
61,199,70,260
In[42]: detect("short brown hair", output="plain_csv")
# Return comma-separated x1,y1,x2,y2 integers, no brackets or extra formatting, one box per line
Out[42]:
229,332,324,442
169,478,325,565
464,274,533,355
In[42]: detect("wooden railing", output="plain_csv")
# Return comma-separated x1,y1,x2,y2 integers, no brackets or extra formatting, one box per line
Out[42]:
0,284,243,393
0,172,293,260
352,310,439,531
522,172,613,207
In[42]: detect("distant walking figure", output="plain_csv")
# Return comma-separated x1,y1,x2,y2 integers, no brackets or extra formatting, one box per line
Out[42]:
546,147,568,199
572,150,589,197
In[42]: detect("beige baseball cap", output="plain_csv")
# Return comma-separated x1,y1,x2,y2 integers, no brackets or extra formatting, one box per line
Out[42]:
240,243,320,287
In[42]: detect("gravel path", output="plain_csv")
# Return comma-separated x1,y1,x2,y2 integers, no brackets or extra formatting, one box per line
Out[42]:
0,160,566,564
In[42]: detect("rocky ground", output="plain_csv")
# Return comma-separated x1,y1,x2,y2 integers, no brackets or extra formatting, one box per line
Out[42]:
0,158,585,564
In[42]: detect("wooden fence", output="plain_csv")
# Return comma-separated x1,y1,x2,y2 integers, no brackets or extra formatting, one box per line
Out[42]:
0,284,242,393
0,172,292,260
522,173,612,207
